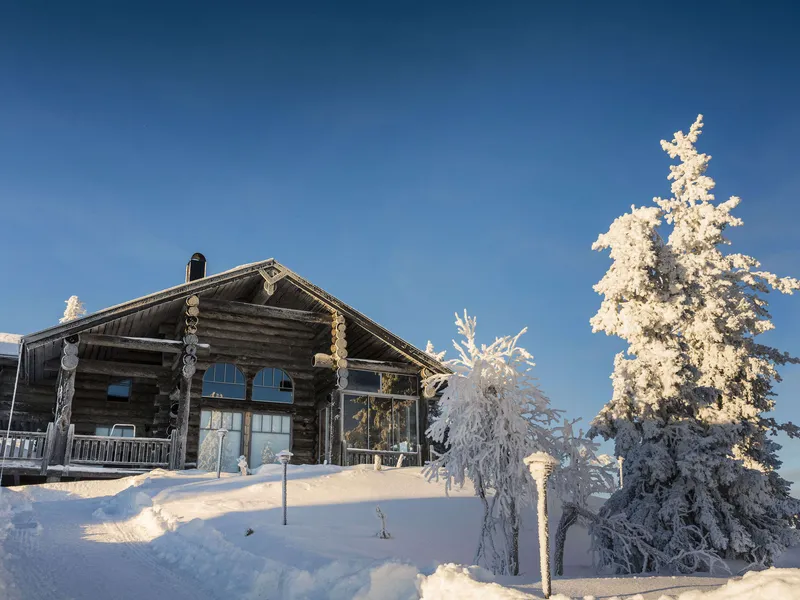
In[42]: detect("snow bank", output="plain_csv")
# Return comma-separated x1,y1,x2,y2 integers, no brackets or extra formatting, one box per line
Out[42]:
419,564,536,599
420,565,800,599
670,568,800,600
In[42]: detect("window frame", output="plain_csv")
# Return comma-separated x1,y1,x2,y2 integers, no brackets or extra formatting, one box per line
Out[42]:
202,363,247,400
338,390,420,454
252,367,295,404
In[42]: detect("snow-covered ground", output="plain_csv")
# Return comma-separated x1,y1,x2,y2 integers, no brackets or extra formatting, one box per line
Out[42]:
0,465,798,599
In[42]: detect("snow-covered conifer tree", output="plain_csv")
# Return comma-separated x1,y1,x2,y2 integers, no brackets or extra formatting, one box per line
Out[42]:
59,296,87,323
424,311,562,575
589,115,800,572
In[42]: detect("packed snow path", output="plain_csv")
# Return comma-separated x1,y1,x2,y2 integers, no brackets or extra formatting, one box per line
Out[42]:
1,478,215,600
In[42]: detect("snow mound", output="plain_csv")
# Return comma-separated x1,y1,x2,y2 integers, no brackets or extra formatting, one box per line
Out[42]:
93,476,153,518
669,568,800,600
419,564,535,599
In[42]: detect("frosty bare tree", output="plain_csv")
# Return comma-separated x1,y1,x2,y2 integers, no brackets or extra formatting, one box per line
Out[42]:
552,418,616,508
424,311,562,576
589,115,800,573
59,296,87,323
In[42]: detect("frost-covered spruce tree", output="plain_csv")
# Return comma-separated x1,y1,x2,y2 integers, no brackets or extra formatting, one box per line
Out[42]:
59,295,87,323
589,115,800,572
424,311,561,576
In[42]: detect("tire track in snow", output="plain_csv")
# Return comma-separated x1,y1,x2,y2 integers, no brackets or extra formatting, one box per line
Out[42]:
4,496,217,600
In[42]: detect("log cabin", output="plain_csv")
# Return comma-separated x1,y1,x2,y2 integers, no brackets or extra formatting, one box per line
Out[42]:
0,255,448,484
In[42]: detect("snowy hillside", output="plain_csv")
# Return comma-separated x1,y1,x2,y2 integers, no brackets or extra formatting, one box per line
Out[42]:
1,466,798,599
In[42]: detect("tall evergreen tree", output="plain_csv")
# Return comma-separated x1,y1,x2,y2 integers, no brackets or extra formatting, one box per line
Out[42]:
589,116,800,572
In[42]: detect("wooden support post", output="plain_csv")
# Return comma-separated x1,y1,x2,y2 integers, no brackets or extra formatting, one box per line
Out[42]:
40,422,55,475
174,295,200,470
52,338,79,465
331,312,348,389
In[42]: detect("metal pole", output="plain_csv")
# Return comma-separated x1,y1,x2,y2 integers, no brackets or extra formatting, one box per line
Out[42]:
277,450,293,525
216,429,228,478
282,460,288,525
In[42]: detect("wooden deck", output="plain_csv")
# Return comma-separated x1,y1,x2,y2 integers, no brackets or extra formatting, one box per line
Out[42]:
1,424,178,484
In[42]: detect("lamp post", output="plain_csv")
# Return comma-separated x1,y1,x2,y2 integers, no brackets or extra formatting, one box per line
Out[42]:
525,451,559,599
277,450,293,526
215,428,228,479
617,455,624,488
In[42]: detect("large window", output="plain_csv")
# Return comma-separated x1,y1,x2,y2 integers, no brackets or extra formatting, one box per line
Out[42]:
199,410,243,472
202,363,246,400
249,413,292,469
341,369,420,454
253,368,294,403
342,394,418,453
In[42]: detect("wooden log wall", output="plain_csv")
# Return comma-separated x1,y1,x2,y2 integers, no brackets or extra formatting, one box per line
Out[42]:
70,374,160,437
0,365,55,432
176,301,325,466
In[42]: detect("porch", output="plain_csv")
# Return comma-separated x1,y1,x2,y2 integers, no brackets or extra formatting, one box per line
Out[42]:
1,423,178,484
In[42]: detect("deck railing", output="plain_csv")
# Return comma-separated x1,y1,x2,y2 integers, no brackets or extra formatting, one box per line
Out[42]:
0,425,51,461
344,447,419,467
65,425,178,470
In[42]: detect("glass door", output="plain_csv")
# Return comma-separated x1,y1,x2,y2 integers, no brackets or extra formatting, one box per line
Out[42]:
198,409,243,472
249,412,292,469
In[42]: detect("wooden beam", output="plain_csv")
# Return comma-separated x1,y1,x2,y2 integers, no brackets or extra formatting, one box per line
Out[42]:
81,333,210,354
312,354,419,375
77,359,170,380
201,298,331,325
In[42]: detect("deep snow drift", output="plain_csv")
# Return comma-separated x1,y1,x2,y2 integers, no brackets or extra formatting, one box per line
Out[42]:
1,465,798,599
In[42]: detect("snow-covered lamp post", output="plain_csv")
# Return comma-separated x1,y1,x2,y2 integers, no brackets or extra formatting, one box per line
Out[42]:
215,428,228,479
617,455,624,488
277,450,293,526
525,451,559,599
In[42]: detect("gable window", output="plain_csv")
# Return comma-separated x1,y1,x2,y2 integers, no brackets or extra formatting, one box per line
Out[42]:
202,363,246,400
107,379,132,402
252,367,294,403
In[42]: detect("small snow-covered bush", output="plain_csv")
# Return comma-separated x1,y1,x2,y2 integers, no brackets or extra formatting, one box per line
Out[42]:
375,506,391,539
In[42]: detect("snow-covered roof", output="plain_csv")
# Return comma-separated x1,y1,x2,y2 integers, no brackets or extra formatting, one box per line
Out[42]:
0,332,21,358
19,259,449,379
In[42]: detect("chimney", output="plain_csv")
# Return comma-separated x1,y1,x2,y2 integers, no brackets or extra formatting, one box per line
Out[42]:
186,253,207,283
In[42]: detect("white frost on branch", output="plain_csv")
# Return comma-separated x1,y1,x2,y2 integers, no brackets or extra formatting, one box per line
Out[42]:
423,311,562,576
59,296,87,323
589,115,800,573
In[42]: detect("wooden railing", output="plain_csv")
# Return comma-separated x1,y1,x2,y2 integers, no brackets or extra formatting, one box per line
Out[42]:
0,425,51,461
344,447,419,467
65,425,178,470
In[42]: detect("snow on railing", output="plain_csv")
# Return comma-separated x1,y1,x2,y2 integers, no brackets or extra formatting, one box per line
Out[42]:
66,426,178,469
344,448,419,467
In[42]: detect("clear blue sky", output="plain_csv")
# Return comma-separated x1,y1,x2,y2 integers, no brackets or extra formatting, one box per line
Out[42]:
1,2,799,484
